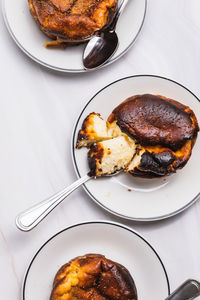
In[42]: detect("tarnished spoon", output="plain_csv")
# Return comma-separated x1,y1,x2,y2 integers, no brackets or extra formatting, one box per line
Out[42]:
83,0,129,69
16,170,122,231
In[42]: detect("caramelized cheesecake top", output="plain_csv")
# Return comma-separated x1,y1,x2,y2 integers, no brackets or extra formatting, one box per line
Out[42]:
50,254,137,300
29,0,117,43
108,94,199,151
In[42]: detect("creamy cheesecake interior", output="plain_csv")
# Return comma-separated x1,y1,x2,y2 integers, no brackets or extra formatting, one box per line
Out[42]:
77,113,140,176
88,136,137,176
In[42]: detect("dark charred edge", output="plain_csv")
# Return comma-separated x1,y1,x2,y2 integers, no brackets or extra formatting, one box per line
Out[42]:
76,112,99,148
128,147,193,178
140,151,175,169
128,168,165,178
138,151,176,176
50,253,137,300
128,150,175,178
88,143,104,176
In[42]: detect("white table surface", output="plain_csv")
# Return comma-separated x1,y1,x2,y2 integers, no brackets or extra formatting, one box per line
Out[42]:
0,0,200,298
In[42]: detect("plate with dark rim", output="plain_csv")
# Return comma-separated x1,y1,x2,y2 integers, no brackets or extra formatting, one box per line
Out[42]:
23,221,170,299
72,75,200,221
2,0,146,73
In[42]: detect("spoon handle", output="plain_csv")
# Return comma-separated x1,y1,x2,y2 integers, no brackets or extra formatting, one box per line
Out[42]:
16,174,91,231
165,279,200,300
110,0,129,31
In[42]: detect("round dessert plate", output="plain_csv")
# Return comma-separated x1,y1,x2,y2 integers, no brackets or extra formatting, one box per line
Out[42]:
72,75,200,221
23,221,170,299
2,0,146,73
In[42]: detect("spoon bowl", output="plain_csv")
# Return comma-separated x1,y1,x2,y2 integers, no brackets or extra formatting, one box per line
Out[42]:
83,31,118,69
83,0,129,69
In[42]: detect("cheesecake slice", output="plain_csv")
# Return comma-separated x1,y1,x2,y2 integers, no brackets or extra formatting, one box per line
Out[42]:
88,136,137,176
76,113,113,148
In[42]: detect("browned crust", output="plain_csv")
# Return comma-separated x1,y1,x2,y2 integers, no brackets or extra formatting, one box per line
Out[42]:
50,253,137,300
128,139,194,178
28,0,117,45
76,112,102,148
136,150,176,177
88,143,104,176
108,94,199,152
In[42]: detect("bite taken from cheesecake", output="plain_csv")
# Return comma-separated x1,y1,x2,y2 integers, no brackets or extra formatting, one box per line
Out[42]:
76,94,199,178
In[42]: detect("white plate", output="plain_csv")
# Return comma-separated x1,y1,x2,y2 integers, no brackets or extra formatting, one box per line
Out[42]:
23,221,170,299
72,75,200,221
2,0,146,73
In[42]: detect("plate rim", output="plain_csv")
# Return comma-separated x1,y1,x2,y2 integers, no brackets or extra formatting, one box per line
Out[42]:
71,74,200,221
22,220,171,299
2,0,147,73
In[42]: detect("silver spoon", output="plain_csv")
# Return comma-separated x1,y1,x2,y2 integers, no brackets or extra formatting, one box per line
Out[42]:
83,0,129,69
16,171,122,231
165,279,200,300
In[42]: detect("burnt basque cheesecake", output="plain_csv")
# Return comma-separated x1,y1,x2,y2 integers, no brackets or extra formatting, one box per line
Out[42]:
76,94,199,178
50,254,137,300
28,0,117,47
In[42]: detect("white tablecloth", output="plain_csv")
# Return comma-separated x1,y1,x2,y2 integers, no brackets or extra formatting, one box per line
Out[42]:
0,0,200,298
